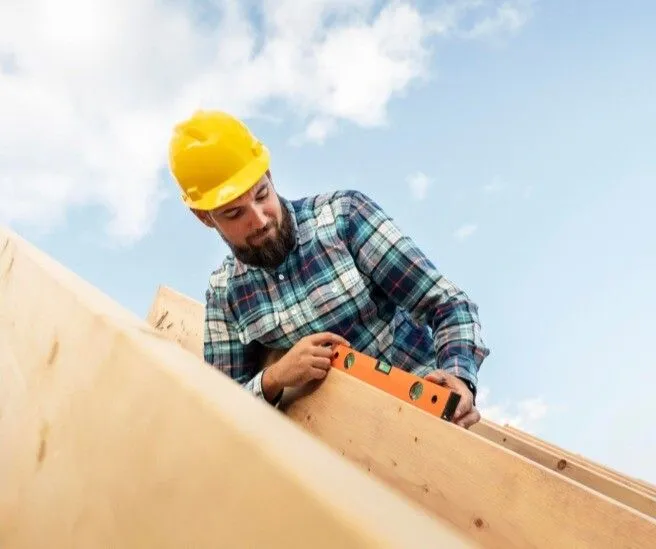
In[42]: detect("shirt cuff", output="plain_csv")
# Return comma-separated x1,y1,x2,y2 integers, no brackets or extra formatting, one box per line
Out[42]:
247,369,283,408
441,356,478,390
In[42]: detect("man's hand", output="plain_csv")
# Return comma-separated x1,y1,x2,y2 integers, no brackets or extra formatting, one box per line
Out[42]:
424,370,480,429
262,332,350,399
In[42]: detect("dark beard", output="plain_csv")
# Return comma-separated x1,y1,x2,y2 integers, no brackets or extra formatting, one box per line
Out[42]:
228,204,295,269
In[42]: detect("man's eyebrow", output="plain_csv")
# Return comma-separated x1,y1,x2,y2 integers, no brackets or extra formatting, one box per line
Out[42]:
216,203,239,216
216,181,268,216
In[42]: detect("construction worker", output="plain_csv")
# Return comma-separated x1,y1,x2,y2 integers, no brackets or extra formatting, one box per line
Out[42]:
168,110,490,429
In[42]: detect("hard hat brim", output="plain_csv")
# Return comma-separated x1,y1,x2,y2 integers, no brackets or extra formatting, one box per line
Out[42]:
182,146,271,211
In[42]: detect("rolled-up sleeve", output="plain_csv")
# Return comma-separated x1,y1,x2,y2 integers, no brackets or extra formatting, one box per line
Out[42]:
204,281,275,402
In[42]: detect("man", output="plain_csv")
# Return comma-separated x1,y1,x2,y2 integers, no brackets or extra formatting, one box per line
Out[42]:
168,109,490,428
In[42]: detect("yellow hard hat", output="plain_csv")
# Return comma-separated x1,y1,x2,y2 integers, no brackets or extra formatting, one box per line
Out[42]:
168,110,270,211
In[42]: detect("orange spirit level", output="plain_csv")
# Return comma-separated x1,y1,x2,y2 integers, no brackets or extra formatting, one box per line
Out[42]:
330,345,461,422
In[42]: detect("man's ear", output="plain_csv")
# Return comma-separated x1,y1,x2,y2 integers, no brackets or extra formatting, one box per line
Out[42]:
190,208,214,228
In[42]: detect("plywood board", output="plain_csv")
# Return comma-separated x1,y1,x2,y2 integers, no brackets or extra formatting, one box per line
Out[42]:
0,227,475,549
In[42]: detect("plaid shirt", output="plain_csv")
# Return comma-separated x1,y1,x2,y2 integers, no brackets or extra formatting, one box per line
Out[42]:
204,190,489,402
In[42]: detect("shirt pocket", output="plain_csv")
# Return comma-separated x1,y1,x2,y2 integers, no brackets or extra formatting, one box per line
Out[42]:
235,307,283,346
306,242,377,324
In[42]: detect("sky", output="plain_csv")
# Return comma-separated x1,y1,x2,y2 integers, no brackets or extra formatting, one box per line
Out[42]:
1,0,655,484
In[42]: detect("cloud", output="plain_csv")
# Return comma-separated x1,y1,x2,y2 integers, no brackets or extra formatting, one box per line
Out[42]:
289,116,339,146
0,0,534,244
459,0,536,39
406,171,432,200
454,223,478,240
477,386,548,432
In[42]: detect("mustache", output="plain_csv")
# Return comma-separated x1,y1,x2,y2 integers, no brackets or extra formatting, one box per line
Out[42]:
246,222,276,244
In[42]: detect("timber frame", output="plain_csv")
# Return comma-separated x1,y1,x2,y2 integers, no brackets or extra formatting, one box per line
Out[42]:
2,226,655,548
146,284,656,548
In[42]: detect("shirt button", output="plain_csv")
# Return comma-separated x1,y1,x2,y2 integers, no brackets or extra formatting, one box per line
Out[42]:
278,273,284,280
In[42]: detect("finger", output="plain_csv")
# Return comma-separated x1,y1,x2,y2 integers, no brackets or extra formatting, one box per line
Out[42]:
426,372,473,418
453,393,473,421
311,356,332,370
312,345,337,359
425,370,449,386
309,331,350,347
311,365,330,380
455,408,481,429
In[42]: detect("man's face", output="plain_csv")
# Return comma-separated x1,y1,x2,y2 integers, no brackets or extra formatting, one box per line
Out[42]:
193,173,295,269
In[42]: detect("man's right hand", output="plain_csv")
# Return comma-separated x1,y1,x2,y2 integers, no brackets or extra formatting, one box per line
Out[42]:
262,332,350,399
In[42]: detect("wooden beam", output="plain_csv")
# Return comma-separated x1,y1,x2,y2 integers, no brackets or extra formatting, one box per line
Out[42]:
145,285,656,548
470,420,656,517
500,425,656,498
146,285,204,359
0,226,475,549
281,374,656,548
146,286,656,503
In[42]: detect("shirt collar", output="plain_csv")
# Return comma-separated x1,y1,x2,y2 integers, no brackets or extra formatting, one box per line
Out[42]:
279,195,301,251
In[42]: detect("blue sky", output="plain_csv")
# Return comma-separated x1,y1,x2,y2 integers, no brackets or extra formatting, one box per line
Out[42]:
1,0,654,484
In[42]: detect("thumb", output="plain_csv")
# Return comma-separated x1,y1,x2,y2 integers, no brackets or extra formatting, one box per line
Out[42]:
425,370,448,386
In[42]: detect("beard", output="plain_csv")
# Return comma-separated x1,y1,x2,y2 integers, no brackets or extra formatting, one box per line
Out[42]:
225,203,295,269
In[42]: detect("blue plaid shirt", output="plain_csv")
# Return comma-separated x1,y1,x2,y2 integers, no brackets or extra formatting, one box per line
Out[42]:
204,190,489,401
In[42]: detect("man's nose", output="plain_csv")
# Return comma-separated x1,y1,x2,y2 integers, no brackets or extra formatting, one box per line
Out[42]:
249,206,268,230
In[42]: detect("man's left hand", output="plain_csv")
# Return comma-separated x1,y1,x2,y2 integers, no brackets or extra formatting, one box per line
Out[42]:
424,370,480,429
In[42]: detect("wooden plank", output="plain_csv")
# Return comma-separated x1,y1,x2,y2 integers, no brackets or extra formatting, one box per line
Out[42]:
0,226,475,549
501,425,656,498
471,421,656,517
146,285,204,358
146,286,656,504
281,375,656,549
144,285,656,548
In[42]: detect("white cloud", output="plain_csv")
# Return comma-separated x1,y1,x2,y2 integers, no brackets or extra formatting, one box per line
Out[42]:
289,116,339,146
454,223,478,240
0,0,534,244
406,171,432,200
477,386,548,432
460,0,536,39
